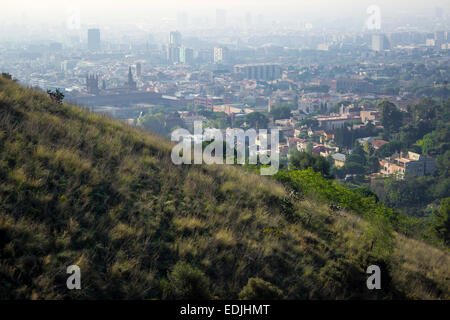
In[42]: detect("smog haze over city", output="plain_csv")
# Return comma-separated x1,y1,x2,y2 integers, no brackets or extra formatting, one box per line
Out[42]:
0,1,449,38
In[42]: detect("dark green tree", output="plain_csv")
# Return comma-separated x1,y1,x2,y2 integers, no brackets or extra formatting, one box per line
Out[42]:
343,162,366,175
1,73,12,80
47,88,65,104
375,141,405,158
379,101,403,136
289,150,331,178
433,197,450,245
245,112,269,129
163,261,211,300
138,113,167,136
270,106,292,120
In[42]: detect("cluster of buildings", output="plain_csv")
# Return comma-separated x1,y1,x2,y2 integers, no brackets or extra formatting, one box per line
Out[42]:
379,151,436,179
0,27,444,181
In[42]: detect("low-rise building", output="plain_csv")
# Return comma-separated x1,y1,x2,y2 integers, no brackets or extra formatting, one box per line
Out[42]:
316,115,361,130
379,151,436,179
371,139,389,150
360,110,380,124
332,153,346,168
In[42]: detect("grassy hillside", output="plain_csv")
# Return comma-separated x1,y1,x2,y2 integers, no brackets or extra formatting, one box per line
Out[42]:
0,77,449,299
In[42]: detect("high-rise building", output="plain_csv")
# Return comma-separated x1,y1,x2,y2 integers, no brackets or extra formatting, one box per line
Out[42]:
213,47,229,64
87,28,101,51
127,67,137,90
371,34,390,51
234,64,282,81
86,74,99,94
169,31,182,47
168,46,181,64
216,9,227,28
179,47,194,65
136,63,142,77
168,31,182,64
197,49,213,64
435,31,446,48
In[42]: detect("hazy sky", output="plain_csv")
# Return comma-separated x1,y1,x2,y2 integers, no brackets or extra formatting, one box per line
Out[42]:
1,0,448,22
0,0,448,41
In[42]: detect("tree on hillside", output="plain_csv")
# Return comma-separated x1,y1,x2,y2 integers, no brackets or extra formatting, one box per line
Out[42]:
409,98,438,122
364,213,395,257
305,142,313,154
342,162,366,175
352,142,366,159
334,127,353,148
239,278,283,300
1,73,12,80
417,125,450,157
375,141,405,158
138,113,167,136
379,101,403,136
47,89,65,104
163,261,211,300
346,153,365,166
433,197,450,245
289,150,331,178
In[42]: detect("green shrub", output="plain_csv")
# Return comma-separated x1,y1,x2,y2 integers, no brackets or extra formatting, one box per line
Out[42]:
238,278,283,300
163,261,211,300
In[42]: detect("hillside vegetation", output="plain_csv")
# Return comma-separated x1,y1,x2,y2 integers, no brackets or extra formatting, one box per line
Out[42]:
0,78,449,299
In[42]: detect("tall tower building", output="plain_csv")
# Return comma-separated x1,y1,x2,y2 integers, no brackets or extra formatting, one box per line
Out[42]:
179,47,194,64
213,47,229,64
435,31,446,48
136,63,142,77
169,31,182,47
168,31,182,64
87,28,101,51
168,46,181,64
127,67,137,90
371,34,390,51
86,74,99,94
268,98,273,113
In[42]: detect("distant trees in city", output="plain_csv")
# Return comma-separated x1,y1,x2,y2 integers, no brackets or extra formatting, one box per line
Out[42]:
299,118,319,128
245,111,269,129
270,106,292,120
137,113,168,136
303,85,330,94
334,123,380,149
